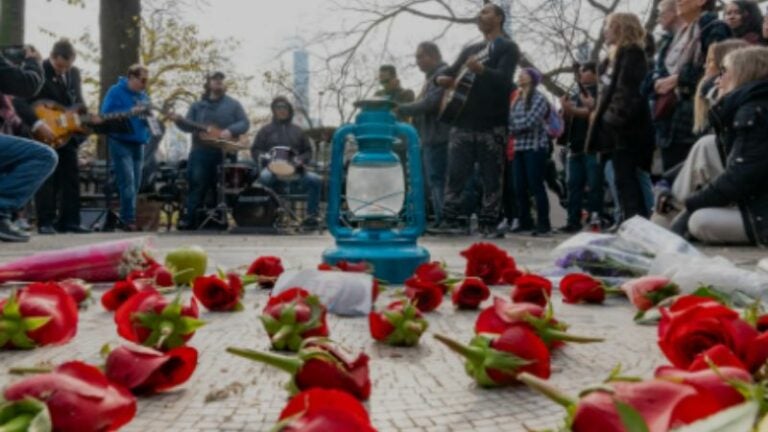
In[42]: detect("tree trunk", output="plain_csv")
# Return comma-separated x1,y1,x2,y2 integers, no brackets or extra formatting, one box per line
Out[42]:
0,0,25,46
98,0,141,158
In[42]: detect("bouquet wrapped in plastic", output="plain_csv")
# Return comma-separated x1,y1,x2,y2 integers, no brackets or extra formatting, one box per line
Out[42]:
0,237,155,284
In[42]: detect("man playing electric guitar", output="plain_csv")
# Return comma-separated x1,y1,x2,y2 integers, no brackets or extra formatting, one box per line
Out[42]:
15,39,96,235
171,71,249,230
429,3,519,236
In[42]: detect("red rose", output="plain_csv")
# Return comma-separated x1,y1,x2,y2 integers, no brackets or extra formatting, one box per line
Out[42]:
745,331,768,372
559,273,605,304
229,338,371,400
501,265,523,285
105,343,198,394
511,274,552,307
658,295,758,369
0,282,78,349
688,344,748,371
414,261,448,291
451,277,491,309
434,326,550,387
152,266,174,287
460,242,513,285
757,314,768,333
261,288,329,351
404,276,443,312
114,288,204,351
621,276,679,312
192,273,244,312
58,279,91,305
247,256,284,288
101,280,145,312
335,260,370,272
369,300,428,346
4,361,136,432
277,389,376,432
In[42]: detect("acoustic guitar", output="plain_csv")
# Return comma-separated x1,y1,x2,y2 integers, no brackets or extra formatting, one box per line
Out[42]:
32,100,150,148
173,116,244,151
437,43,491,124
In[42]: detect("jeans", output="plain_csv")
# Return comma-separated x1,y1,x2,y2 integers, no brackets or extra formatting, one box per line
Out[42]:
0,134,58,217
604,153,652,223
184,146,224,224
109,138,145,224
422,142,448,223
502,159,517,221
35,141,82,227
259,168,322,217
566,153,602,227
514,148,551,231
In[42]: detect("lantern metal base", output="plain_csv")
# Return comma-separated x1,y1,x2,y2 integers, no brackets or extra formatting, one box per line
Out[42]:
322,240,430,284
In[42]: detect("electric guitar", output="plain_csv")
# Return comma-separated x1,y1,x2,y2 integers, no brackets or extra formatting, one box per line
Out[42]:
438,43,491,124
32,100,151,148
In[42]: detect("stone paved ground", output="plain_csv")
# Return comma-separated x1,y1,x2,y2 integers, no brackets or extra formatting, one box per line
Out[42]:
0,233,765,431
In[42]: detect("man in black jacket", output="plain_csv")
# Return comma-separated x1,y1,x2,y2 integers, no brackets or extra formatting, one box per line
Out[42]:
16,39,91,234
251,96,321,228
398,42,450,226
0,46,58,242
430,3,519,236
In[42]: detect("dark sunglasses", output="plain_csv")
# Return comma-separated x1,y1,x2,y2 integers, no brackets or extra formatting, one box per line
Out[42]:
274,104,290,109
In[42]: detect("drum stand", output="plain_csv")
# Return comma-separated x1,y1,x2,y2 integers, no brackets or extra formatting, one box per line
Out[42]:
197,148,231,230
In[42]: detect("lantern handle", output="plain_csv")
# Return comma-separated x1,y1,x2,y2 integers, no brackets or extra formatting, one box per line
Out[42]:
394,122,426,239
326,124,357,238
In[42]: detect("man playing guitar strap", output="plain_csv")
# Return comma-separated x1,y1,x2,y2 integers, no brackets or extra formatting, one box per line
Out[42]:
429,3,519,236
173,71,249,230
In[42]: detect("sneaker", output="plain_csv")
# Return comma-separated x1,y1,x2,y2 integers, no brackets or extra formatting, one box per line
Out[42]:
0,217,30,242
558,224,582,234
495,218,509,232
302,216,320,229
14,218,30,231
588,213,602,233
427,220,464,235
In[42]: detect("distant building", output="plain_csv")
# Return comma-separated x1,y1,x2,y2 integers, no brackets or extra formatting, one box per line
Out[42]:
293,47,310,128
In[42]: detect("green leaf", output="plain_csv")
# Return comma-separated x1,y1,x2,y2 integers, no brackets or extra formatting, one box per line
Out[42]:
178,316,206,334
614,400,650,432
691,286,731,306
2,293,21,320
21,317,51,332
99,343,112,359
0,397,51,432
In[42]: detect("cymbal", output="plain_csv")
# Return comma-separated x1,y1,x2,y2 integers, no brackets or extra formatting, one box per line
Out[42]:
204,139,248,153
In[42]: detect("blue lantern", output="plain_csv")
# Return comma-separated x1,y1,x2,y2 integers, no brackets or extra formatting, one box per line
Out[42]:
323,99,430,283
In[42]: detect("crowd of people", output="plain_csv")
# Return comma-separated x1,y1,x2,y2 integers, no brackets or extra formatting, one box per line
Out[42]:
398,0,768,248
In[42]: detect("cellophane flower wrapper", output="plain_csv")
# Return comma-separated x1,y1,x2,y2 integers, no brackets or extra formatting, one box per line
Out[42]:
0,237,156,284
551,232,654,279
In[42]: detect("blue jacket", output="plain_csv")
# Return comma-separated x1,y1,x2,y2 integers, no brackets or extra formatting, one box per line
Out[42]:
101,77,151,144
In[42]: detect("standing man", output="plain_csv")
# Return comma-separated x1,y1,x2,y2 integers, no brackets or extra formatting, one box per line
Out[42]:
397,42,450,226
16,39,91,234
251,96,322,228
173,72,249,230
430,3,520,236
0,46,59,242
559,62,601,233
375,65,415,122
101,64,152,232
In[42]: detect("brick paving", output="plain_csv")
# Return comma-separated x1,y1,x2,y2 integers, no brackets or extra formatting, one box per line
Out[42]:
0,233,763,431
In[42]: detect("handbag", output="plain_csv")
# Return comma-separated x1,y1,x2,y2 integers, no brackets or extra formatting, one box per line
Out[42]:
653,91,677,120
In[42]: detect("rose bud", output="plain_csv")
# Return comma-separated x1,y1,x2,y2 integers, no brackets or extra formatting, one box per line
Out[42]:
501,263,523,285
413,261,449,292
228,338,371,400
756,314,768,333
745,331,768,373
688,344,748,372
4,361,136,432
460,242,514,285
247,256,284,289
452,277,490,309
510,274,552,307
475,297,603,348
434,326,550,387
58,279,91,306
275,388,376,432
559,273,609,304
621,276,679,312
0,283,78,349
0,398,50,432
261,288,329,352
519,368,751,432
658,295,757,369
192,273,244,312
102,279,155,312
369,300,428,346
105,343,198,395
404,276,443,312
115,288,205,351
150,265,175,288
654,366,751,419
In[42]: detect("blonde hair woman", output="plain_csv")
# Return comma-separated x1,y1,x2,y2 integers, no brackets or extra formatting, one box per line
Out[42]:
585,13,653,222
679,46,768,245
693,39,749,134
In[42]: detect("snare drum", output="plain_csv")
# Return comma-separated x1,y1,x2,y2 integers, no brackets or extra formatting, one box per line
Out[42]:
267,146,297,178
220,163,253,194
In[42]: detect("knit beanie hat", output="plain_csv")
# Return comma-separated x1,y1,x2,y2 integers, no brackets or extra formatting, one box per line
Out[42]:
523,67,542,87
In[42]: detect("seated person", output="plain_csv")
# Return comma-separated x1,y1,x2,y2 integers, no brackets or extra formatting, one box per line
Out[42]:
250,96,321,228
673,46,768,245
